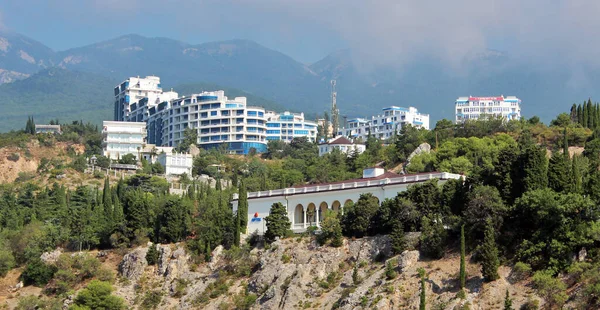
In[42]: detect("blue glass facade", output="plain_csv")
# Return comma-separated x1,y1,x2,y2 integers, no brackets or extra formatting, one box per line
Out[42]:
200,142,267,154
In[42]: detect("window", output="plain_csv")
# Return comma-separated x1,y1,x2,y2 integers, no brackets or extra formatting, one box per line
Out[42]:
247,111,257,116
211,111,218,116
201,112,208,118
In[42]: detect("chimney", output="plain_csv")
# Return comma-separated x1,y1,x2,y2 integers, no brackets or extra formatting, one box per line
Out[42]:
363,167,385,179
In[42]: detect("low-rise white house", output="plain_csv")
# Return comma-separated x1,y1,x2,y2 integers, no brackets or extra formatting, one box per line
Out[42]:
35,125,62,135
102,121,146,160
157,152,193,176
318,136,366,157
232,168,463,235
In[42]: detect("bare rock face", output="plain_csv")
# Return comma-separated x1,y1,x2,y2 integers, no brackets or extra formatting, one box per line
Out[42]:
398,250,420,272
157,244,172,276
405,142,432,171
348,235,391,262
118,247,148,282
40,248,63,264
209,245,224,271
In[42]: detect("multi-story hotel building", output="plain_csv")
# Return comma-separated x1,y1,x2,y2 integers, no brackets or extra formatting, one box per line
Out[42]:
337,106,429,141
265,111,317,142
102,121,146,160
455,96,521,123
115,76,317,155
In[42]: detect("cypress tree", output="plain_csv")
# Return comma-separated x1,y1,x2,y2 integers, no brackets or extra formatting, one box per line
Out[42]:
264,202,291,243
570,103,577,123
419,268,426,310
548,151,569,193
563,127,569,159
581,101,588,128
102,178,113,223
504,289,513,310
572,155,583,194
459,225,466,290
234,213,241,247
112,192,124,229
577,104,583,126
587,99,595,129
480,219,500,282
238,180,248,231
215,177,222,191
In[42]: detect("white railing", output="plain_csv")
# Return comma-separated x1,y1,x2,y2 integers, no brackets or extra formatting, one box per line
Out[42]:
238,172,461,200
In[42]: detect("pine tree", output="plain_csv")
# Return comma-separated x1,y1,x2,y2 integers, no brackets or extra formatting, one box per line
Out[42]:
480,219,500,282
264,202,291,243
390,221,406,255
238,180,248,231
146,244,159,265
459,225,466,290
419,268,426,310
504,289,513,310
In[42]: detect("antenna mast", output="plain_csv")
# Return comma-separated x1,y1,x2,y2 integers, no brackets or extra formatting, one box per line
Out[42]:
331,80,339,138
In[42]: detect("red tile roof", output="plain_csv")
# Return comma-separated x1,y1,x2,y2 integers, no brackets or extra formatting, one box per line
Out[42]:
320,136,358,145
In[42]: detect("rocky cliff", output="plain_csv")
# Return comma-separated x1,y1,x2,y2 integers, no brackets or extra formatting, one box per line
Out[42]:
107,236,542,310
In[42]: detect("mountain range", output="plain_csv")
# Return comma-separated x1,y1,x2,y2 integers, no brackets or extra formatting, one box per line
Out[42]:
1,30,599,132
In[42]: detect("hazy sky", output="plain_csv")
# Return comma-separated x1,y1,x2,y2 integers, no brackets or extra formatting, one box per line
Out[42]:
1,0,598,66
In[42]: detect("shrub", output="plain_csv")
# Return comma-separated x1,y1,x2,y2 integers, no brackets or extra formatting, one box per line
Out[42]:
141,290,163,310
512,262,532,281
385,260,397,280
72,280,126,310
0,248,15,277
281,254,291,264
7,153,20,162
20,259,57,286
520,299,539,310
531,270,568,307
146,244,159,265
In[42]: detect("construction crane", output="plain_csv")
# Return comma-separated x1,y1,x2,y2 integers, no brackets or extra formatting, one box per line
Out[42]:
331,80,340,138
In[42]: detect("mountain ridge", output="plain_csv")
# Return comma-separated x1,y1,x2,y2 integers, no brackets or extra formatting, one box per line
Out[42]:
0,32,598,126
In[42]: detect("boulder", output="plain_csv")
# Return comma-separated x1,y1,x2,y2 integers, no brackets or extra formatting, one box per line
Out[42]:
398,250,420,272
118,247,148,282
209,245,224,271
40,248,63,264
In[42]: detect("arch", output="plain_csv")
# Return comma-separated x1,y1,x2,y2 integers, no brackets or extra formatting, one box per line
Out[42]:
343,199,354,208
294,204,304,226
307,203,317,226
318,202,328,223
332,200,341,212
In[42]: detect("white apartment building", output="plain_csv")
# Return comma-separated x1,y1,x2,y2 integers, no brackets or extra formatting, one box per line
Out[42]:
102,121,146,160
455,96,521,123
157,152,193,176
318,136,366,157
265,111,317,142
114,76,178,122
337,106,429,141
115,76,317,155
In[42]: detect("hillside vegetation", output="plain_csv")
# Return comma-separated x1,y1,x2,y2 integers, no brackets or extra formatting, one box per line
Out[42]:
2,110,600,308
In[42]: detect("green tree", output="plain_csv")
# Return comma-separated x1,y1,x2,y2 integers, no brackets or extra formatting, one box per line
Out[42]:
480,219,500,282
459,225,466,290
463,185,507,240
118,154,137,165
504,289,513,310
390,221,406,255
238,180,248,231
71,280,126,310
420,216,446,259
418,267,426,310
318,211,343,247
0,246,15,277
531,270,568,307
264,202,291,243
146,244,159,265
175,128,198,153
341,193,380,237
547,149,570,193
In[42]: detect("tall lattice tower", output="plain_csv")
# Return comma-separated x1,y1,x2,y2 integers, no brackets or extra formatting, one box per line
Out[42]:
331,80,340,138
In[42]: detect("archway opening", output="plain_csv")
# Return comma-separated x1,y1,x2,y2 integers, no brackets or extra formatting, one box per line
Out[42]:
294,204,304,228
318,202,328,223
307,203,317,226
332,201,341,212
